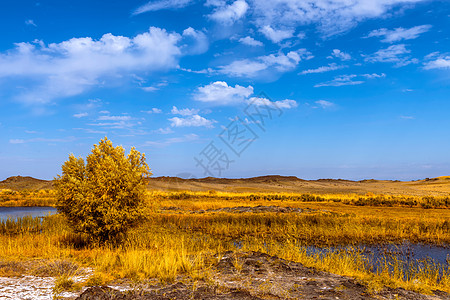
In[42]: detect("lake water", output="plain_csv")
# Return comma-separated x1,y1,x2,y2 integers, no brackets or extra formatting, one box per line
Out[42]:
0,206,57,221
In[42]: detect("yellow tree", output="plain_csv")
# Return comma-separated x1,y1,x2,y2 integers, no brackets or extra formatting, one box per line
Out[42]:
55,137,151,244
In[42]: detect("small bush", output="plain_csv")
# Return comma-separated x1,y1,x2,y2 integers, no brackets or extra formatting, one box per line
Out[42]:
54,137,152,245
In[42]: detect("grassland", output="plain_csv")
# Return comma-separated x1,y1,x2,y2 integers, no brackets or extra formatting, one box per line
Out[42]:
1,188,450,298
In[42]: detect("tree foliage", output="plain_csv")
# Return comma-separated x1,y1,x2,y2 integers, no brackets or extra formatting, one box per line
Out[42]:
55,137,151,244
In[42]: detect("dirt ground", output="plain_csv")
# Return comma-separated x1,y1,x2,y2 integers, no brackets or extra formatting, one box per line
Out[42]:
76,251,449,300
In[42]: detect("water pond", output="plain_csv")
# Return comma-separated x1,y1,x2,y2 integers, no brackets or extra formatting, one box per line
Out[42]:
0,206,56,221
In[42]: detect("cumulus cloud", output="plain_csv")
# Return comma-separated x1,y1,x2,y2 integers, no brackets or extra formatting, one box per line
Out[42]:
209,0,249,25
366,25,432,43
194,81,298,109
299,63,344,75
259,25,294,43
171,106,200,116
181,27,209,55
0,27,208,104
194,81,253,105
249,0,426,37
239,36,263,46
169,115,216,128
132,0,194,14
363,44,418,67
218,49,313,78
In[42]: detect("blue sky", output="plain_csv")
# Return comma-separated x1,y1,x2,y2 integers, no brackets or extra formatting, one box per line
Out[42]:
0,0,449,181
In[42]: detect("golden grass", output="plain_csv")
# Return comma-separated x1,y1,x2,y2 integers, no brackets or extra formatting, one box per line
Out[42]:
0,192,449,295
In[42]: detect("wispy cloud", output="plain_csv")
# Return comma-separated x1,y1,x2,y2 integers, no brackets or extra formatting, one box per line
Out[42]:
315,75,364,87
9,136,76,144
249,0,427,38
132,0,194,15
364,44,418,67
142,108,163,114
328,49,351,61
315,73,386,87
25,19,37,27
299,63,344,75
171,106,200,116
366,25,432,43
423,56,450,70
144,133,199,147
315,100,335,109
73,112,88,118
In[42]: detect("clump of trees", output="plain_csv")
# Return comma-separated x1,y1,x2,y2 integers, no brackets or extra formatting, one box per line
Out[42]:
55,137,151,245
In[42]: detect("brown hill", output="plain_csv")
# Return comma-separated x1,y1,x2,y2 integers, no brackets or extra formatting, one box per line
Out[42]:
2,175,450,196
0,176,53,190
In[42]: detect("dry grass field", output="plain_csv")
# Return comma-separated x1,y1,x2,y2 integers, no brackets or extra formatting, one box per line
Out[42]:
0,175,449,299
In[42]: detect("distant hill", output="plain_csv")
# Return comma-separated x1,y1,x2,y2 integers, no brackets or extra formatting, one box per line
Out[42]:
0,176,53,190
1,175,450,196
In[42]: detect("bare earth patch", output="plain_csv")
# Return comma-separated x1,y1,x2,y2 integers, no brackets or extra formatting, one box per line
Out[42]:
75,251,449,300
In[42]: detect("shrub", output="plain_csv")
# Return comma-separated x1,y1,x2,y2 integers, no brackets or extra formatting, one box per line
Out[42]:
54,137,151,245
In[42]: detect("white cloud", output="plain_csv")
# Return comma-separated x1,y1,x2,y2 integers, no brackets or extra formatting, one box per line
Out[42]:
362,73,386,79
195,81,298,109
423,56,450,70
249,0,427,37
142,108,163,114
10,139,25,144
300,63,344,75
171,106,200,116
364,44,418,67
249,97,298,109
218,49,312,78
154,127,174,134
25,20,37,27
260,25,294,43
169,115,216,128
330,49,351,61
133,0,194,14
194,81,253,105
400,115,415,120
141,86,158,92
209,0,249,25
181,27,209,55
144,133,199,147
367,25,432,43
98,115,132,121
315,73,386,87
315,75,364,87
315,100,335,109
73,112,88,118
0,27,184,104
239,36,263,47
